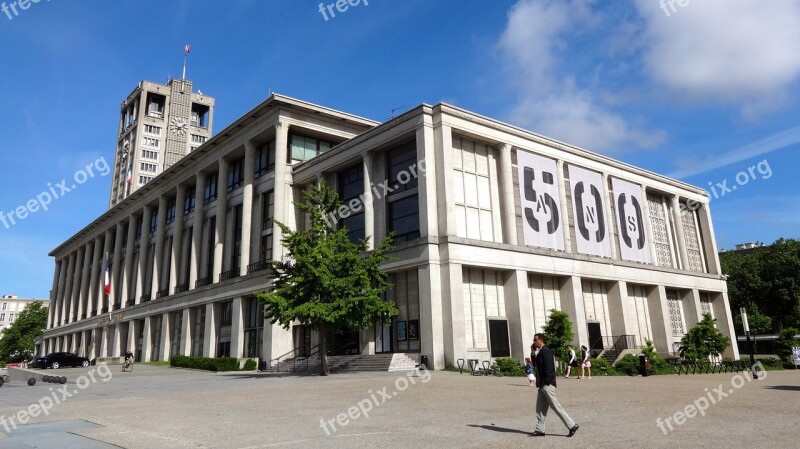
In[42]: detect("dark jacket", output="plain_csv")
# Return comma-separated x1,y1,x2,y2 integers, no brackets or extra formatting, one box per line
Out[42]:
534,345,557,388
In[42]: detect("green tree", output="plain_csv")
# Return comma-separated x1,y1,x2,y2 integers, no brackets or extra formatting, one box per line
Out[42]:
258,183,398,375
679,313,730,362
775,328,798,361
0,302,48,360
541,309,574,362
733,307,773,335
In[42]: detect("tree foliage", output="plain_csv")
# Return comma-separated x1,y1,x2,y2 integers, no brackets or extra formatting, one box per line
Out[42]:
0,301,48,360
541,309,574,361
257,182,398,375
721,238,800,331
679,313,730,362
775,328,799,361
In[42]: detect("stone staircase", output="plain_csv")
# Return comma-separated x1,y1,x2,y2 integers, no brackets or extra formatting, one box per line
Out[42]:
599,348,620,365
272,353,418,373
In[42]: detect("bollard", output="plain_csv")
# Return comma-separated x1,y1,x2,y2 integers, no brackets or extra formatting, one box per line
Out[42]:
59,377,67,384
27,378,36,386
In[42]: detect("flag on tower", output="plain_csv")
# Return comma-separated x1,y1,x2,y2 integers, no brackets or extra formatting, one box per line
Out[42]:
185,44,191,55
104,256,111,295
126,165,133,184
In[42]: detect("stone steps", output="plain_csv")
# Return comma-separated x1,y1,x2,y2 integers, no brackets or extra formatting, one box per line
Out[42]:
273,353,418,373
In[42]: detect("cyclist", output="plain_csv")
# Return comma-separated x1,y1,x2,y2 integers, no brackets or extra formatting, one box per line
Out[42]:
123,349,134,371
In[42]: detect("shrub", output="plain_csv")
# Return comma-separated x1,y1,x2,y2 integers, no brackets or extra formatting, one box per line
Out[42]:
754,357,785,371
170,355,240,372
242,359,257,371
614,354,641,376
587,357,617,375
494,357,525,377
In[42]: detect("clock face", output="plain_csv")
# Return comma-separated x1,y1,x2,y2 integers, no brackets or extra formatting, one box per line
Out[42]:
170,117,188,136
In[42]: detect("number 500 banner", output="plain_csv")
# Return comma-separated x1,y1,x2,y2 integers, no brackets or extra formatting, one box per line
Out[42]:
517,150,564,251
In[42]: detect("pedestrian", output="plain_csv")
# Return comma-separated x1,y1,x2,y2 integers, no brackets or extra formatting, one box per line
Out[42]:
531,333,579,437
579,345,592,379
525,358,535,386
565,345,577,378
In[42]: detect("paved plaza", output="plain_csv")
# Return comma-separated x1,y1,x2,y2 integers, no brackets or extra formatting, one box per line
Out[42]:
0,364,797,448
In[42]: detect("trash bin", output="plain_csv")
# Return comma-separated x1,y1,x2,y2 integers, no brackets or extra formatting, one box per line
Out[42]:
258,360,267,372
639,355,650,377
420,355,429,370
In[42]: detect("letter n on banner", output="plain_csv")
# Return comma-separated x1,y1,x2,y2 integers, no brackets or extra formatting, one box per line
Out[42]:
517,150,564,251
568,164,611,257
612,178,651,263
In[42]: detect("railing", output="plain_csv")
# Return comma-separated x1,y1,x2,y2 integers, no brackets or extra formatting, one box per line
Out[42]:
113,302,121,309
156,289,170,299
195,277,212,288
247,260,270,274
140,294,151,303
219,269,240,282
81,314,86,320
270,343,321,373
589,335,638,357
175,283,189,294
101,307,108,313
126,300,135,306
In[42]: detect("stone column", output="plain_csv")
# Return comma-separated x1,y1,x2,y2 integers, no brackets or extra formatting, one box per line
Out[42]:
60,252,76,325
697,204,722,275
126,321,137,360
272,121,289,259
556,160,571,252
87,235,103,317
160,312,171,361
78,242,92,320
98,326,108,359
141,316,152,362
111,324,122,357
648,285,675,356
203,302,217,358
152,196,168,296
715,291,740,359
121,217,137,307
670,196,689,270
505,270,532,359
561,276,589,348
441,263,465,365
415,117,438,238
48,259,64,329
89,329,97,360
419,263,445,369
213,158,229,281
170,185,186,294
136,205,152,304
231,297,245,359
683,289,704,329
111,222,125,309
181,308,192,356
66,248,84,324
500,143,517,245
240,142,256,272
362,153,375,250
190,174,206,288
607,280,636,340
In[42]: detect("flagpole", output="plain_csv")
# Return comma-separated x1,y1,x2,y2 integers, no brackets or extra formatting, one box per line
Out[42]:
182,53,187,80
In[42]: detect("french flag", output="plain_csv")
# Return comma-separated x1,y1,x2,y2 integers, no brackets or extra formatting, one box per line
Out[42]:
126,166,133,185
185,44,191,55
104,257,111,295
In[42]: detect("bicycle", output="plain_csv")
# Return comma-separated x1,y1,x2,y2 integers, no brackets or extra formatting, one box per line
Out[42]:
121,359,133,373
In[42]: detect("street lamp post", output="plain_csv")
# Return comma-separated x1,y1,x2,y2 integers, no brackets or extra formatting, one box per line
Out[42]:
740,307,759,379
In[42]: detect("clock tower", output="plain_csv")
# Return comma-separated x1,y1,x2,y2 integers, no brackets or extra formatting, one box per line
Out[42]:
109,78,215,208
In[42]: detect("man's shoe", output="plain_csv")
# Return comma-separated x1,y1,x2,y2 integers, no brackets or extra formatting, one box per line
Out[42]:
568,424,579,437
530,431,546,437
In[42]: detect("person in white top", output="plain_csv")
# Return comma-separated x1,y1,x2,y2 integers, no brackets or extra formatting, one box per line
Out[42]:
565,345,577,378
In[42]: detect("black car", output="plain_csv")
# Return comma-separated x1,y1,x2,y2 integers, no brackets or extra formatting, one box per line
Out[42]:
31,352,90,369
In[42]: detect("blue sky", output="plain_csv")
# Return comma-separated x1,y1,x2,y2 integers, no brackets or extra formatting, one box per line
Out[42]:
1,0,798,299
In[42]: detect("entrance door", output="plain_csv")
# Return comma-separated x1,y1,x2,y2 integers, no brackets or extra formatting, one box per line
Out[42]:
326,329,360,355
587,322,602,351
489,320,511,357
375,322,392,353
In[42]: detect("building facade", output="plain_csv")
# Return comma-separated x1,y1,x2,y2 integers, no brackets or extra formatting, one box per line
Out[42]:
43,95,738,368
109,79,215,208
0,294,49,334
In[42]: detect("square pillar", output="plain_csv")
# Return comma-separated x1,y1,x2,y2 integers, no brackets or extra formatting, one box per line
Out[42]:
231,297,245,359
181,308,192,356
561,276,589,349
141,316,152,362
419,263,445,369
505,270,532,360
441,263,465,366
160,312,171,361
607,280,636,338
648,285,676,355
203,302,216,357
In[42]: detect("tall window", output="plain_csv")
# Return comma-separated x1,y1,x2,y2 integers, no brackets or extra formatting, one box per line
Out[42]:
338,164,365,243
204,173,218,204
231,205,243,274
255,140,276,177
680,203,707,272
227,158,244,191
386,142,420,242
647,193,678,268
205,216,216,279
666,289,685,336
192,307,205,357
243,297,264,358
191,103,210,128
386,270,421,353
452,136,500,242
184,186,196,215
290,134,333,163
260,191,274,262
166,198,176,224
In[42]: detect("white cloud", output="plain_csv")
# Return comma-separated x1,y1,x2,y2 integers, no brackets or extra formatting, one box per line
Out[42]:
499,0,665,153
635,0,800,114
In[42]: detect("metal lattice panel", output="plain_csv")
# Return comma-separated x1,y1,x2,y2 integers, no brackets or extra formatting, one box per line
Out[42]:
681,207,705,272
647,194,674,267
666,289,684,335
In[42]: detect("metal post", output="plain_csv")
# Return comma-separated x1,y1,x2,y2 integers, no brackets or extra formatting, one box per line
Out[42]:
740,307,759,379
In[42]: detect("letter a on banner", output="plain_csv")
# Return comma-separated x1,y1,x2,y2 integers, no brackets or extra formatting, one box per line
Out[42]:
517,150,564,251
612,178,651,263
568,165,611,257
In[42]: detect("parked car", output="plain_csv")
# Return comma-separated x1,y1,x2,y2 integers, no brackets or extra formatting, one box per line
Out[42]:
30,352,90,369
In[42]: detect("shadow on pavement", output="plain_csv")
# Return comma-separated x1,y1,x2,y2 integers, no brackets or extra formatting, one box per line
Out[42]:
467,424,530,435
764,385,800,392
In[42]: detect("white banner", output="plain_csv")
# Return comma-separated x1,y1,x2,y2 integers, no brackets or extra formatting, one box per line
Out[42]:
568,165,611,258
612,178,651,263
517,150,564,251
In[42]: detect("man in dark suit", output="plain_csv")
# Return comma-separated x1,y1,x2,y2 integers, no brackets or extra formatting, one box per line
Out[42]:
531,333,579,437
